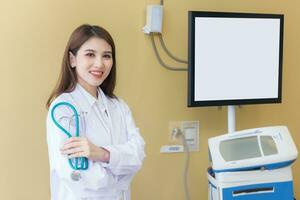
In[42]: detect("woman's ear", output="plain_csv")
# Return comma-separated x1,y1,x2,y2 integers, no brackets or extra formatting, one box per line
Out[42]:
69,52,76,68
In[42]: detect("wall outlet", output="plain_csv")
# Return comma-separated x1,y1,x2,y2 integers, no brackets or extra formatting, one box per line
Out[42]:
181,121,199,152
163,120,200,153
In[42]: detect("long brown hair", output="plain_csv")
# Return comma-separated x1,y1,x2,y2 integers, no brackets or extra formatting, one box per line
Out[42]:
46,24,116,109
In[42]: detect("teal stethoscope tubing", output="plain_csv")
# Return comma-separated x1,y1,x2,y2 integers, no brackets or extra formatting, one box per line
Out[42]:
51,102,88,170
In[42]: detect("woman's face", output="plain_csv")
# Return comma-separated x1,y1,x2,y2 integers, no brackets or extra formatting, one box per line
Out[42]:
70,37,113,95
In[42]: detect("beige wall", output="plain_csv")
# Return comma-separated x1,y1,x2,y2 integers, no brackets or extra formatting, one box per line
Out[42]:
0,0,299,199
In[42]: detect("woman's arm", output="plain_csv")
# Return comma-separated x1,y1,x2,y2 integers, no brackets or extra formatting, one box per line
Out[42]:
101,99,146,176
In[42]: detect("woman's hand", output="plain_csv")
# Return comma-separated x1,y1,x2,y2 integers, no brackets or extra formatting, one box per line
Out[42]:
60,137,110,163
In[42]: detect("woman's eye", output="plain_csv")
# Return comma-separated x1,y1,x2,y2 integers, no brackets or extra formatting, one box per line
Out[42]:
86,53,95,57
103,54,112,59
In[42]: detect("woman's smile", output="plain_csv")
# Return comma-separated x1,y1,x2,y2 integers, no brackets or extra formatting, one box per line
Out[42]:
89,70,104,79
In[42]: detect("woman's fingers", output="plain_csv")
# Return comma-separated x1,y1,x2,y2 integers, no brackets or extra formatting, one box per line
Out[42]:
64,137,83,144
60,137,90,158
61,141,82,151
61,137,88,150
60,137,92,158
61,147,83,155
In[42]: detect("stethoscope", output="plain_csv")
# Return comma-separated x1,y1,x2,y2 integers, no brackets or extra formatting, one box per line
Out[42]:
51,101,89,181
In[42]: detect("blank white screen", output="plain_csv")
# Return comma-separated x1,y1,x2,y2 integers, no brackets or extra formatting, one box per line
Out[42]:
194,17,280,101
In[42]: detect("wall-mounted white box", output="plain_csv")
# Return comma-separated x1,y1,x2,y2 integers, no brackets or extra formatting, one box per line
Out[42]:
142,5,163,34
181,121,199,152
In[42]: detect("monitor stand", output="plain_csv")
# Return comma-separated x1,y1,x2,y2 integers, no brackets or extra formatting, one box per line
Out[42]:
228,105,236,133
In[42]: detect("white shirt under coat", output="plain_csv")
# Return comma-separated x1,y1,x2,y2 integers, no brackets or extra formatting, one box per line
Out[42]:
46,84,145,200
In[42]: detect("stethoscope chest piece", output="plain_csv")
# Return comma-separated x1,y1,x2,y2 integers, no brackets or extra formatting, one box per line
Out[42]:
71,170,81,181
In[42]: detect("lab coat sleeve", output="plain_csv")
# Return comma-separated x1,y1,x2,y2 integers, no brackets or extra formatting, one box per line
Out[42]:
102,99,146,176
47,100,118,192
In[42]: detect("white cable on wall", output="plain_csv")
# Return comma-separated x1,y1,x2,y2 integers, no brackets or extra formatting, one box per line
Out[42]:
182,132,190,200
172,128,190,200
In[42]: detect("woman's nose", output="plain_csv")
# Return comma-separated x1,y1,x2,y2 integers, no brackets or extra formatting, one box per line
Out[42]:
94,57,104,68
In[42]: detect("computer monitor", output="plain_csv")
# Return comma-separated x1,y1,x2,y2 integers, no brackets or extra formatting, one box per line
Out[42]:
188,11,284,107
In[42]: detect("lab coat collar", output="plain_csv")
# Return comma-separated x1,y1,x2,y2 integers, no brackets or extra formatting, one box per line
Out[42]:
77,84,97,106
72,84,111,114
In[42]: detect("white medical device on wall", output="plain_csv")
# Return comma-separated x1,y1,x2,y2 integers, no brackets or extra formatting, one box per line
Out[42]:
143,3,188,72
208,126,298,200
143,5,163,34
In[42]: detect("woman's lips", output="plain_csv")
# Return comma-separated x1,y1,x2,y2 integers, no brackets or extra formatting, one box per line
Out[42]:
90,71,103,78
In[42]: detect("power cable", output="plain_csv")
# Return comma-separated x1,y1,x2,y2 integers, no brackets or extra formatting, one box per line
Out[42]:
182,132,190,200
158,34,188,64
150,33,187,71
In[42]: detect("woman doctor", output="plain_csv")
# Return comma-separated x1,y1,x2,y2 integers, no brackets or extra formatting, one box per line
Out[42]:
46,24,145,200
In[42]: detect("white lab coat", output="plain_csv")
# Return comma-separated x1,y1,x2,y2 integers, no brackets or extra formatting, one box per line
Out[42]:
46,84,145,200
